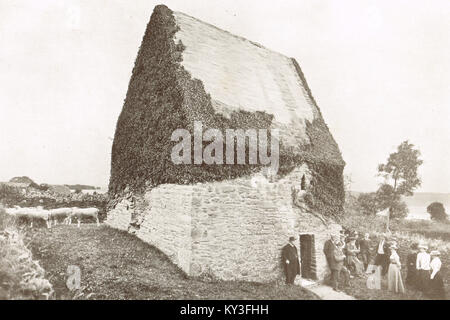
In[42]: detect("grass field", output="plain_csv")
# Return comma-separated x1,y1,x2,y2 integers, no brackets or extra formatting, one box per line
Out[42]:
392,219,450,242
27,224,318,300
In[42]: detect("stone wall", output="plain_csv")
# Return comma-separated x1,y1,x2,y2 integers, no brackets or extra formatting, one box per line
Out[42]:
105,198,132,231
106,164,342,282
135,185,193,273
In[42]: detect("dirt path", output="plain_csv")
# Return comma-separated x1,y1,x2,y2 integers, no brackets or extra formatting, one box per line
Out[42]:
300,281,355,300
27,224,318,300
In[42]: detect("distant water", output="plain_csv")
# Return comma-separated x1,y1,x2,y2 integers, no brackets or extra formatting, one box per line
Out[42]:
352,191,450,221
406,205,431,220
79,188,107,195
403,193,450,220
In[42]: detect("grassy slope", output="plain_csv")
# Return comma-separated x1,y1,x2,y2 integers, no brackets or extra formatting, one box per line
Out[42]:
392,219,450,242
28,224,317,300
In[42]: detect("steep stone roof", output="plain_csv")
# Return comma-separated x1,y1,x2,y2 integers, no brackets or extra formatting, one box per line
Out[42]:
171,10,343,160
174,12,315,141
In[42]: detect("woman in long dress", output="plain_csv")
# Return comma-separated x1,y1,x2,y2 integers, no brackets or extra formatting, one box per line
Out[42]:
429,251,445,299
388,244,405,293
416,243,431,292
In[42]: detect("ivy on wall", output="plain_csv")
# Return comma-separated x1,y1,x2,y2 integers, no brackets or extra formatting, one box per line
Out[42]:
109,5,345,218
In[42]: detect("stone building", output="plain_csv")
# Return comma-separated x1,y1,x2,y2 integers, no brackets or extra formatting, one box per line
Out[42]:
106,5,345,282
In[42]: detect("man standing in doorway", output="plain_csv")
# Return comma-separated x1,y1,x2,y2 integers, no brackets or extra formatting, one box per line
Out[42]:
282,236,301,284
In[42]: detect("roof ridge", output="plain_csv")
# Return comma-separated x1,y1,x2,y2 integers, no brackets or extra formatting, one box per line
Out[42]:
173,10,292,60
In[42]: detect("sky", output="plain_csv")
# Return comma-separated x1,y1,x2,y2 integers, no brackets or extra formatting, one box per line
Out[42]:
0,0,449,192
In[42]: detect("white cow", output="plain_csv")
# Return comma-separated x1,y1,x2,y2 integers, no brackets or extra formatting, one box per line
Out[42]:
26,207,51,229
49,208,73,226
5,207,31,225
68,207,100,227
7,206,51,228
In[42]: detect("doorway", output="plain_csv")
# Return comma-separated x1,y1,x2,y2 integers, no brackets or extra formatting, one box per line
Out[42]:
299,234,317,280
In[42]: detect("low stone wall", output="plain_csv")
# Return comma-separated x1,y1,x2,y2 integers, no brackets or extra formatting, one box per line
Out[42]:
106,166,342,282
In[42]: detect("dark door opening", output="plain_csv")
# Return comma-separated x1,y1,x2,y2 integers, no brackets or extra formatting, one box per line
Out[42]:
299,234,317,280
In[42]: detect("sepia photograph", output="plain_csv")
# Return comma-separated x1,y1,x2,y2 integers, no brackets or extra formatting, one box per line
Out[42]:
0,0,449,307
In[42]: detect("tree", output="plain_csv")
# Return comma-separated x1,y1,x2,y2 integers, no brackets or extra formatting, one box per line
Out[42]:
357,192,378,215
377,141,423,231
374,184,409,219
9,176,35,184
427,202,447,221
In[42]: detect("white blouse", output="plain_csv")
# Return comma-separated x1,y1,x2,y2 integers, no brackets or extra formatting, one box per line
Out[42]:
416,252,431,270
377,240,385,254
430,257,442,279
390,251,401,266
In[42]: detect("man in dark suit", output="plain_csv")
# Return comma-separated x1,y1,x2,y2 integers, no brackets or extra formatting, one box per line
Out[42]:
374,234,390,275
282,236,301,284
327,235,346,291
323,235,335,267
324,235,340,285
358,233,371,271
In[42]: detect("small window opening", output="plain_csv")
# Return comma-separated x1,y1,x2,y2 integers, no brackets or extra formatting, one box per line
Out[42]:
300,175,306,191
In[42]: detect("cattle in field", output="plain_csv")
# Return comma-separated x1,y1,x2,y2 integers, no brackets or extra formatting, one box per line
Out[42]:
6,206,51,228
68,207,100,227
49,208,73,226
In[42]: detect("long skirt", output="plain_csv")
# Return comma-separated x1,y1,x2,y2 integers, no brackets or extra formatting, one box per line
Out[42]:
418,269,431,292
347,256,364,276
367,266,381,290
388,263,405,293
429,272,446,299
405,267,417,288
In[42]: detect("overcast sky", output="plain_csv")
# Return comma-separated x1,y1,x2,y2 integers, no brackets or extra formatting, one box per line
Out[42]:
0,0,449,192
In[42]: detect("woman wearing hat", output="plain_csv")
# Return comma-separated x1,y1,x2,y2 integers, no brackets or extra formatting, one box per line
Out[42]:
429,251,445,299
416,243,431,292
387,243,405,293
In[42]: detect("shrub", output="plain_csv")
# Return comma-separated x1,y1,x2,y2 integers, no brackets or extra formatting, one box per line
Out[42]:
427,202,448,221
0,184,24,207
342,193,386,233
0,207,14,230
0,207,54,299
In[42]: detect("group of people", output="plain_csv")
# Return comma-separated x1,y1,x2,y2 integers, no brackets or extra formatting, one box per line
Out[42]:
281,232,446,299
406,242,446,299
371,234,405,293
323,231,365,292
321,231,446,298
